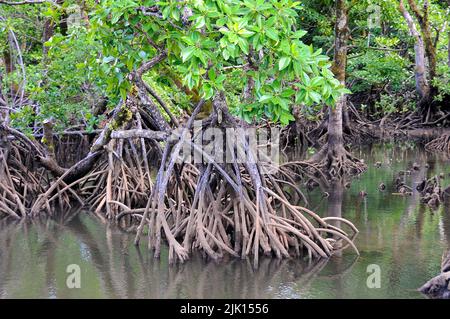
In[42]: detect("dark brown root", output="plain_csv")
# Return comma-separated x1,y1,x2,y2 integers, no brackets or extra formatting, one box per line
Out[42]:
0,135,74,218
28,102,162,220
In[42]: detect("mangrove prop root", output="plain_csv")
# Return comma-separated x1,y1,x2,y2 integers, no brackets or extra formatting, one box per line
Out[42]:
0,138,58,218
1,100,359,266
299,144,367,181
132,108,359,265
426,134,450,153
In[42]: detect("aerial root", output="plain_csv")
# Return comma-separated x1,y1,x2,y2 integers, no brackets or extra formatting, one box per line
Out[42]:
79,136,154,220
26,104,160,219
0,105,360,266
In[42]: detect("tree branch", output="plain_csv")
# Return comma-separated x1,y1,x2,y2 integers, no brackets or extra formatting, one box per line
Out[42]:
0,0,59,6
142,81,179,127
111,129,169,141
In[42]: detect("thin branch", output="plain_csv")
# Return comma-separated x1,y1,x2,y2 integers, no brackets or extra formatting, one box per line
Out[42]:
143,82,179,127
366,46,403,52
0,0,60,6
111,129,169,141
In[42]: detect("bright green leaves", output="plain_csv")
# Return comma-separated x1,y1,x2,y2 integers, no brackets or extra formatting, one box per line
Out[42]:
218,19,254,57
259,95,273,103
200,69,226,100
290,30,307,39
252,79,296,125
237,37,249,55
265,28,279,42
193,16,206,29
278,56,291,71
181,46,196,63
109,0,138,24
89,0,347,126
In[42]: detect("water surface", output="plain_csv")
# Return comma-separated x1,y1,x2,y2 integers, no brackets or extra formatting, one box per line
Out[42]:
1,143,449,298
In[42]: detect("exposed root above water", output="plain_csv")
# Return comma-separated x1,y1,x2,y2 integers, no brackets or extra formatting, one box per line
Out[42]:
303,143,367,180
417,175,445,209
420,250,450,299
0,92,360,266
131,95,359,265
426,134,450,153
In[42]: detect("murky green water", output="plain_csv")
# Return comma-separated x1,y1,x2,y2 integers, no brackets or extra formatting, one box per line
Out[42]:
1,143,449,299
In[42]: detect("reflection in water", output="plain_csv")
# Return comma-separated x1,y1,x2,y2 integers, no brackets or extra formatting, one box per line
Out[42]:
0,213,346,298
0,143,450,299
0,214,346,298
325,180,345,298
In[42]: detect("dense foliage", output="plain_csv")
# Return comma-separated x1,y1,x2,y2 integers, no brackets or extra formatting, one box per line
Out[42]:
1,0,449,132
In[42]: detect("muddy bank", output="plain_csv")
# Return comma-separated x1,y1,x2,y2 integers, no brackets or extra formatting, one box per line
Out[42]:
361,124,450,143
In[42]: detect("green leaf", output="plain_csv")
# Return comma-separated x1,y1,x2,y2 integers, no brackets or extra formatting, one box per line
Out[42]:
102,56,115,64
278,56,291,71
291,30,307,39
237,37,249,55
181,47,195,62
238,29,255,38
309,91,322,104
208,68,216,81
259,95,273,103
202,84,214,100
193,16,206,29
171,8,180,21
279,112,294,125
310,77,324,87
222,49,230,60
265,28,279,41
280,88,295,98
119,87,128,101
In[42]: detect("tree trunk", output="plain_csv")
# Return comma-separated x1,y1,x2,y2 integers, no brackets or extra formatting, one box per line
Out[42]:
328,0,348,155
42,19,54,59
306,0,365,178
399,0,439,118
448,30,450,68
407,0,437,83
328,96,345,154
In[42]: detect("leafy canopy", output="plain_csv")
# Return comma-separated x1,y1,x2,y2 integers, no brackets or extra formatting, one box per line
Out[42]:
90,0,348,125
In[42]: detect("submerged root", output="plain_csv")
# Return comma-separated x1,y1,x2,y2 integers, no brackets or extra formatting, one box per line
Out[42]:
417,175,444,209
